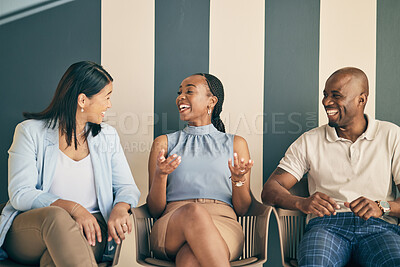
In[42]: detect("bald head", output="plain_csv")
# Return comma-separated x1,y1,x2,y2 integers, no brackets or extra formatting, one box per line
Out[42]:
327,67,369,96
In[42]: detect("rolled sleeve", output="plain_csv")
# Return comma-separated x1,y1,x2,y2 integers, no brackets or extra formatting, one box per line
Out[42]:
278,133,309,181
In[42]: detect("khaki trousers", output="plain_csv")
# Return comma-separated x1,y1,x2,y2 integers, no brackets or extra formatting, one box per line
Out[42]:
3,206,108,267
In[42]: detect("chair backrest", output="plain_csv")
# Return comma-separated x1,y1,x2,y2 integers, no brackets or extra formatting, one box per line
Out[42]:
277,178,308,267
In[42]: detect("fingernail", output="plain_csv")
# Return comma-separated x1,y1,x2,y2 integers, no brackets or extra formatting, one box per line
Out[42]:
173,154,177,158
241,158,244,162
336,205,340,209
177,156,181,160
234,153,237,157
249,159,252,163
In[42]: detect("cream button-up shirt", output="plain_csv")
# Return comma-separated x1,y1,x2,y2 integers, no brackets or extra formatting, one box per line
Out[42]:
278,114,400,224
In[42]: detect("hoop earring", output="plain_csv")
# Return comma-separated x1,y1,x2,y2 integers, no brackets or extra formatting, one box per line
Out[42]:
81,108,84,113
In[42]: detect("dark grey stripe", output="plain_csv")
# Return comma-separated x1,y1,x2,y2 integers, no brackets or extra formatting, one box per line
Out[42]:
0,0,101,203
154,0,210,137
376,0,400,126
263,0,320,181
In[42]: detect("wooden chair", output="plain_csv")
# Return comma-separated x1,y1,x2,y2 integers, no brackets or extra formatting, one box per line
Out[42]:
113,196,276,266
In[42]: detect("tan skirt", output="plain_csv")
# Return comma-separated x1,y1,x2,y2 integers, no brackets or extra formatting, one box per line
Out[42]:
149,199,244,261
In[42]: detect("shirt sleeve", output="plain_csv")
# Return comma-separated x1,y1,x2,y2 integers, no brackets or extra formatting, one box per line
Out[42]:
110,128,141,208
277,133,310,181
8,123,59,211
392,127,400,186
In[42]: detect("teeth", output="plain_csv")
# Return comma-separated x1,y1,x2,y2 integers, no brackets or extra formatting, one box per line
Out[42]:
179,104,190,110
102,112,105,115
326,110,338,115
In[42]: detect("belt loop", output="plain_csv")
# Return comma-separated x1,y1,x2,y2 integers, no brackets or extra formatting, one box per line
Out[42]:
197,198,205,203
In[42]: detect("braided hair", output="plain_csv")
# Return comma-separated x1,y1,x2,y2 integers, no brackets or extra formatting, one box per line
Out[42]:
194,73,226,133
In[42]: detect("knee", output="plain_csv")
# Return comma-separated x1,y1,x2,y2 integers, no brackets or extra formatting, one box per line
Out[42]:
40,206,74,228
298,228,350,266
174,203,211,226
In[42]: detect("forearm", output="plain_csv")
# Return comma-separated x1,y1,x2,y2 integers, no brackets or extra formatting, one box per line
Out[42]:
262,178,304,210
232,186,251,216
147,175,168,218
388,198,400,218
51,199,82,215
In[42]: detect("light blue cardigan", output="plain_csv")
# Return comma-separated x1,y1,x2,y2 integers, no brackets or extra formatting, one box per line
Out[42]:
0,119,140,260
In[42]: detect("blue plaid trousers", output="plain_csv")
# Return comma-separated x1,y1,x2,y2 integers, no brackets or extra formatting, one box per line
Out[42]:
298,212,400,267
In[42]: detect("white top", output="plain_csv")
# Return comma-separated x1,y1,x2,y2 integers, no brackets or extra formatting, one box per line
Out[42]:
49,150,99,213
278,115,400,224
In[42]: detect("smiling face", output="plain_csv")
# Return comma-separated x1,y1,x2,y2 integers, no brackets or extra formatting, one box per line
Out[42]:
322,73,366,128
79,82,113,125
176,75,217,126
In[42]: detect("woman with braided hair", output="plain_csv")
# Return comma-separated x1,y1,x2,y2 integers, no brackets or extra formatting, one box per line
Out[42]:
147,73,253,266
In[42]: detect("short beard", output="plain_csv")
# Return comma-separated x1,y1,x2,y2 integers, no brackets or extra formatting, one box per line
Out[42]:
328,121,339,127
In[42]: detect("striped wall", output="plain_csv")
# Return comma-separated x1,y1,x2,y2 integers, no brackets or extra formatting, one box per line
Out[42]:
102,0,400,206
102,1,400,264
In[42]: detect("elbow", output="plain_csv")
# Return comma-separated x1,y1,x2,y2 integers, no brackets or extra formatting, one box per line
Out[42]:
261,187,275,206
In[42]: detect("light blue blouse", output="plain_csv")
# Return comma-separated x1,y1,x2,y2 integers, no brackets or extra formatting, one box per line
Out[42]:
166,124,234,206
0,119,140,261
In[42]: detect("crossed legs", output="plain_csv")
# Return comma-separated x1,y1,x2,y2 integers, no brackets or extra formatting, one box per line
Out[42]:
165,203,230,267
150,200,243,267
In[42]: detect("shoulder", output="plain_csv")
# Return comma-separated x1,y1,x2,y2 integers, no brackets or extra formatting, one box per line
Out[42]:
17,119,47,133
375,119,400,133
154,134,168,146
99,122,118,135
233,135,248,150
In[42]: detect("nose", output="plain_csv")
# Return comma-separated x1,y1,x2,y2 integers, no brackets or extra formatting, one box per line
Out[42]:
322,95,333,107
176,93,185,102
108,99,112,109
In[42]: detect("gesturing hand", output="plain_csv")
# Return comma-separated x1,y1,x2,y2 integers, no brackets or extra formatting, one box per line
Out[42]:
107,202,132,244
155,149,181,176
344,197,383,220
228,152,253,183
298,192,340,217
71,204,102,246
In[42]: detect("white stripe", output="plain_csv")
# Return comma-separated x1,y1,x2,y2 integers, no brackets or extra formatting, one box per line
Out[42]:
209,0,265,201
102,0,155,205
319,0,376,126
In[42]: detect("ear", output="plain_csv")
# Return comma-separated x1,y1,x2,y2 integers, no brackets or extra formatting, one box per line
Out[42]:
77,93,87,109
208,96,218,109
358,93,367,108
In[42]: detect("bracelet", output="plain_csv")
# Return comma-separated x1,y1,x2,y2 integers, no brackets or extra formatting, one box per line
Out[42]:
230,176,246,187
70,203,80,216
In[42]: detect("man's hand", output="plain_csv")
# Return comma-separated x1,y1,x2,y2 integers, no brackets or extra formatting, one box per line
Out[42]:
298,192,340,217
345,197,383,220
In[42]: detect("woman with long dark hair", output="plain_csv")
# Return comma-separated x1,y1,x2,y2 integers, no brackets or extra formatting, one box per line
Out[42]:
147,73,253,266
0,61,140,266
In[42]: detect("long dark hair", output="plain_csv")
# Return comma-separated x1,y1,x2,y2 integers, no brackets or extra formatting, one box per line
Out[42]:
194,73,226,133
23,61,113,149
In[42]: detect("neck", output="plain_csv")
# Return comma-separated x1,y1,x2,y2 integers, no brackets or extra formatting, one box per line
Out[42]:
187,117,212,127
335,114,367,142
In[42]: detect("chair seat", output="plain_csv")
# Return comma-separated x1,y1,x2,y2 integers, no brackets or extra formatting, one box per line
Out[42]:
144,256,259,266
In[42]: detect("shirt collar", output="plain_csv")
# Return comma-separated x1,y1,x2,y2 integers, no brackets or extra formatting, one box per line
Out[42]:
183,124,218,135
325,114,378,142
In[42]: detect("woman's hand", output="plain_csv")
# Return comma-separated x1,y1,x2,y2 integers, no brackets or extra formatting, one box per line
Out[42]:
71,204,102,246
155,149,181,177
107,202,132,244
228,152,253,184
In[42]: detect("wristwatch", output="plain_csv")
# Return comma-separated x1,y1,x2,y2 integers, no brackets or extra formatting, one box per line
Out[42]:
375,200,391,216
